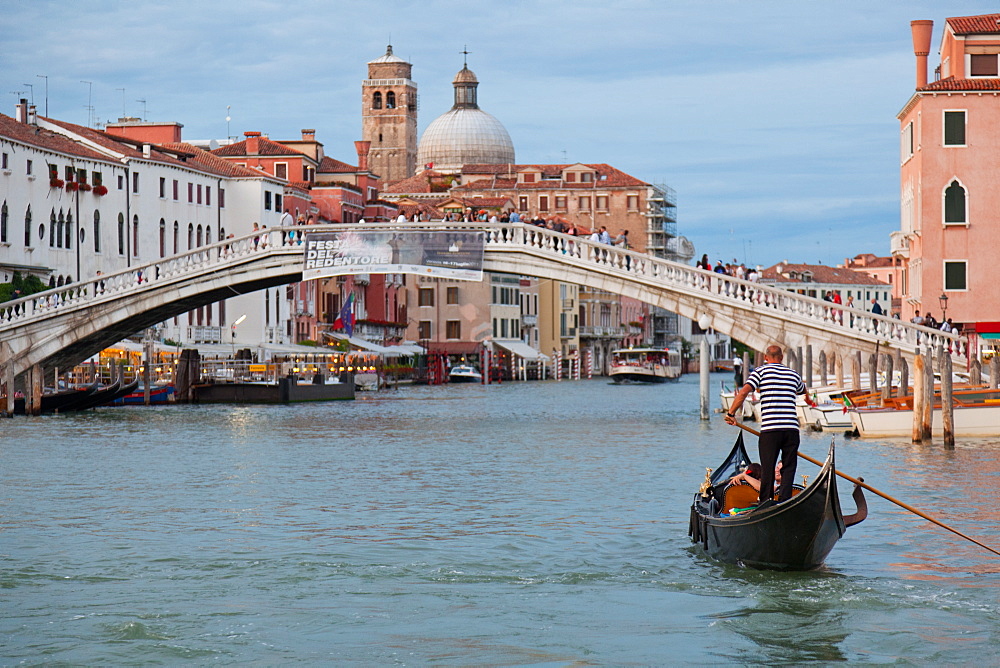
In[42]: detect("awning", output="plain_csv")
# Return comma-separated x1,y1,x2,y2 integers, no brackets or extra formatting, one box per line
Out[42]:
493,339,550,361
384,343,425,356
324,332,396,354
424,341,484,355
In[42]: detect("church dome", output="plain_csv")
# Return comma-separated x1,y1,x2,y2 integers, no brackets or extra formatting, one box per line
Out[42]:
417,63,515,172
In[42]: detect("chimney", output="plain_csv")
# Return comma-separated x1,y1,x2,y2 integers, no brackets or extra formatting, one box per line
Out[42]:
244,131,261,155
301,128,316,141
142,143,152,158
354,140,371,172
911,20,933,89
15,98,27,123
27,104,37,126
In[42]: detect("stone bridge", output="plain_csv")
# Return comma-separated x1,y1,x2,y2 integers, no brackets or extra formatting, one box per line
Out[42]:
0,222,962,383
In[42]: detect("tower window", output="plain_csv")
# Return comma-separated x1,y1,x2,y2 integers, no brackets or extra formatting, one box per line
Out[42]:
944,180,966,225
373,92,382,110
944,111,966,146
386,91,396,109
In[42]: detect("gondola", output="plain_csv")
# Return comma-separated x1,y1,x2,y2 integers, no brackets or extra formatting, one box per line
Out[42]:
688,432,867,570
10,382,98,415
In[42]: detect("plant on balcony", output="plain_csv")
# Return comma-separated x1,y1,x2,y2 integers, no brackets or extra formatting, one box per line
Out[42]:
93,185,108,196
49,178,65,189
65,181,79,192
78,183,92,192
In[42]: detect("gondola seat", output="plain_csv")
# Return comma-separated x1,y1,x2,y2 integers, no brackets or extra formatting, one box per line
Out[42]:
721,482,759,514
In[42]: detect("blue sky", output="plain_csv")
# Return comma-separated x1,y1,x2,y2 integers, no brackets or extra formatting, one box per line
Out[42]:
3,1,997,268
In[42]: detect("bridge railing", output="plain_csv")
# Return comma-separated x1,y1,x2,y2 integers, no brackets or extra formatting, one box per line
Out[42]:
482,223,965,358
0,221,964,360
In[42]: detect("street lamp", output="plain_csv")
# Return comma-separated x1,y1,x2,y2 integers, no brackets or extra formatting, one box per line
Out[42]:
231,314,247,353
939,293,949,323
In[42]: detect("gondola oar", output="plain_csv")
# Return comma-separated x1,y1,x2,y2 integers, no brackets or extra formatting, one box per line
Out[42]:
730,421,1000,558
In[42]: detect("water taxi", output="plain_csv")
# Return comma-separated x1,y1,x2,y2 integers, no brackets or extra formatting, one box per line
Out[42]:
610,347,682,383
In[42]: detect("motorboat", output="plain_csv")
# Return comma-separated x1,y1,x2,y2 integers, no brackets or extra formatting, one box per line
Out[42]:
610,347,682,383
849,387,1000,438
448,364,482,383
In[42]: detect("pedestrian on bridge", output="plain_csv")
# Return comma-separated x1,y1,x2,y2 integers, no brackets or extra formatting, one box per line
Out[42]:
725,345,815,507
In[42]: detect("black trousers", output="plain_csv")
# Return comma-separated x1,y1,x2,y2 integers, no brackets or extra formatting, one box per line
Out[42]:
758,429,800,503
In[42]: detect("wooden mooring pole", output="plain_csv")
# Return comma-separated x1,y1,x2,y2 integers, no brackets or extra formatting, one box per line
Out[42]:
912,354,925,443
942,354,955,448
922,351,934,442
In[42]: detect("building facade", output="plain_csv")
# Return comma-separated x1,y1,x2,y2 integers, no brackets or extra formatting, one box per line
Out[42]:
894,14,1000,328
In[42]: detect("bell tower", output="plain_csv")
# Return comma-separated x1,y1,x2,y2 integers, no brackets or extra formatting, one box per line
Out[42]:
362,45,417,183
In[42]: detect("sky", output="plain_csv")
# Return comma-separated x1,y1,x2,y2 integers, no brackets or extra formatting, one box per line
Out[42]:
3,1,997,268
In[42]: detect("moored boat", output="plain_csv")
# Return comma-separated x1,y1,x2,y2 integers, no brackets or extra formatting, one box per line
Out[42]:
610,347,681,383
448,364,482,383
849,388,1000,438
689,433,867,570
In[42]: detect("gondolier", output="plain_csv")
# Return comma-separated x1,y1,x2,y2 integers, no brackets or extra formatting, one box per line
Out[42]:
725,345,815,505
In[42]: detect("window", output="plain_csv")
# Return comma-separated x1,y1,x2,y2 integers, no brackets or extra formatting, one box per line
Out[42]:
944,180,966,224
386,91,396,109
172,180,179,200
159,177,166,198
188,183,193,203
26,159,33,175
93,211,101,252
944,111,966,146
418,320,432,340
627,195,638,210
596,195,609,210
65,211,72,248
24,205,31,247
264,191,273,210
92,171,102,186
446,286,459,304
565,172,576,182
275,193,281,212
555,196,567,210
373,92,382,109
131,172,139,193
275,163,287,180
50,210,56,247
901,121,914,162
132,215,139,256
117,174,124,190
580,172,593,183
197,184,202,204
118,214,125,255
1,152,7,170
523,173,536,183
446,320,461,339
206,187,211,206
539,196,549,212
173,221,179,254
944,261,967,290
519,196,528,211
970,54,999,77
159,219,166,257
419,287,435,306
219,188,226,208
0,200,6,243
579,196,591,210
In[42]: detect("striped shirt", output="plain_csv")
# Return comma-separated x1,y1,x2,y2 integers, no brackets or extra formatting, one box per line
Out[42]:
745,363,805,431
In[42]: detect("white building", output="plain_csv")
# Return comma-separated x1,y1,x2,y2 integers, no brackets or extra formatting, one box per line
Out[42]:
1,102,293,348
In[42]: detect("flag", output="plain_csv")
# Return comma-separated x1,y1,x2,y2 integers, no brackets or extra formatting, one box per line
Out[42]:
425,162,434,169
333,293,355,337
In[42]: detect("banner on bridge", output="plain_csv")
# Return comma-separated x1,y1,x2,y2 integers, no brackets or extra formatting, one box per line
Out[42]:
302,230,485,281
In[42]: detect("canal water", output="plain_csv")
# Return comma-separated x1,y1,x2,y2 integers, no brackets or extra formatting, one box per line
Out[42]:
3,373,999,664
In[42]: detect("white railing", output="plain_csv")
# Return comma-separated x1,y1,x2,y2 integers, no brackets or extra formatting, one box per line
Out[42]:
0,222,964,361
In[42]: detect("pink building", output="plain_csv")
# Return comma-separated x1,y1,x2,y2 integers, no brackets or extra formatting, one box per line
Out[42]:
894,14,1000,329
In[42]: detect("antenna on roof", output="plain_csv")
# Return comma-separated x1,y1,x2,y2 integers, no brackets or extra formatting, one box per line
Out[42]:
137,99,147,121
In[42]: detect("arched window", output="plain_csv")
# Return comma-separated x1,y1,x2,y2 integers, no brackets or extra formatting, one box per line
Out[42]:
196,224,203,247
50,210,57,247
173,221,179,254
56,275,64,287
205,227,212,245
187,223,194,249
118,213,125,255
24,205,31,247
93,210,101,252
386,91,396,109
944,180,967,224
0,200,7,243
159,218,166,257
372,92,382,109
132,215,139,256
65,211,72,249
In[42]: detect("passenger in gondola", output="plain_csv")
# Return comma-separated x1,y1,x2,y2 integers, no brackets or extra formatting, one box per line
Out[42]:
728,463,762,489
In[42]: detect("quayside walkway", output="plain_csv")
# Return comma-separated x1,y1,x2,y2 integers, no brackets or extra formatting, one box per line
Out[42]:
0,222,962,382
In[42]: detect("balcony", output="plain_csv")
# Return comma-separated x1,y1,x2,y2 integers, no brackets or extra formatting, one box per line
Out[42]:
521,313,538,327
578,325,626,338
890,231,911,258
187,326,223,344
